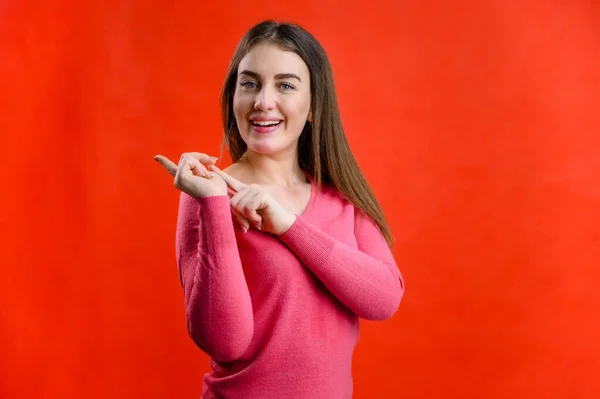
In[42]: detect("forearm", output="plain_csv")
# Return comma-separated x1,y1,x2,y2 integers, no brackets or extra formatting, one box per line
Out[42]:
279,215,403,320
177,194,254,361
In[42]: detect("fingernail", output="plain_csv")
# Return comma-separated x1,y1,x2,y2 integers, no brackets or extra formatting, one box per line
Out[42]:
255,223,262,230
210,157,219,162
243,226,248,233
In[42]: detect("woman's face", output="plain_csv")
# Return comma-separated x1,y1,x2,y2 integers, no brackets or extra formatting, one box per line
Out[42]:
233,42,312,158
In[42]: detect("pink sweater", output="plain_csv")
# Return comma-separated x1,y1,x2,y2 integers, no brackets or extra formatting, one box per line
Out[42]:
175,178,404,399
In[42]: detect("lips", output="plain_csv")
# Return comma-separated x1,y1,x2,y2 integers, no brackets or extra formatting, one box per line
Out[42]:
250,120,282,127
249,118,283,134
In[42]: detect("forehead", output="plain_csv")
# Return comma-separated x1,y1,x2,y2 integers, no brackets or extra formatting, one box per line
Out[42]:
238,42,309,78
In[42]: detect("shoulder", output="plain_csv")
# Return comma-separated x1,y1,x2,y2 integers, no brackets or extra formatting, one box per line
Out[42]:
312,181,357,216
313,181,374,225
314,180,351,205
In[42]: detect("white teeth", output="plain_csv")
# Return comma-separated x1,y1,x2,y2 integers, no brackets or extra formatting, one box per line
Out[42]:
252,120,281,126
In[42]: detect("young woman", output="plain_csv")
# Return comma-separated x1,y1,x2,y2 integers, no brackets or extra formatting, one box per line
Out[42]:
155,20,404,399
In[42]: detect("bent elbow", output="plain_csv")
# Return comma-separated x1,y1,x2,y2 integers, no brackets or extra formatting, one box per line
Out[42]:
188,318,254,362
361,279,405,321
210,336,253,363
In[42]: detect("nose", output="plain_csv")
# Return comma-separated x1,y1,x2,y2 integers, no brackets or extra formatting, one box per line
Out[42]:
254,86,276,111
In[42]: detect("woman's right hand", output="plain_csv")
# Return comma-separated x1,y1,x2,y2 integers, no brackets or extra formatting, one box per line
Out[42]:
154,152,227,198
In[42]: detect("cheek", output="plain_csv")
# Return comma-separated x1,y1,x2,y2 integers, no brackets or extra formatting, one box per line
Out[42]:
282,97,311,122
232,95,244,118
232,97,249,139
233,91,254,116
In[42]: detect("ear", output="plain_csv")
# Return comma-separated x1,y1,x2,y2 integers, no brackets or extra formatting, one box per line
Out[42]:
307,109,312,123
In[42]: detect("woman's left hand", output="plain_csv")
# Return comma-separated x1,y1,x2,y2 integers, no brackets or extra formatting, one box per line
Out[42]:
208,164,296,236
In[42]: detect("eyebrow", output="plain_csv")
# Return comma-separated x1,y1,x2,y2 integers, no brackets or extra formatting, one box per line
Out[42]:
239,70,302,82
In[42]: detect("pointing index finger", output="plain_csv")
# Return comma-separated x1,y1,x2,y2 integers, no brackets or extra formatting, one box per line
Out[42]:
208,164,247,193
154,155,178,176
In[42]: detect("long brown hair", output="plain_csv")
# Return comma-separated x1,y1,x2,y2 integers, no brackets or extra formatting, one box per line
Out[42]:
220,20,393,247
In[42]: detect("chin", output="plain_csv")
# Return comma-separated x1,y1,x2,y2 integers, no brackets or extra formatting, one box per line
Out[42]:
245,139,297,157
247,143,281,155
241,129,300,156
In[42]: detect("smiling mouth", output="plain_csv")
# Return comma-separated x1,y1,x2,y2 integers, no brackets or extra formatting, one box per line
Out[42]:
251,120,282,127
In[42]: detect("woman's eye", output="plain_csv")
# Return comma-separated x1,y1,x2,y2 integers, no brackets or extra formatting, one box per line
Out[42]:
241,81,257,89
280,83,295,91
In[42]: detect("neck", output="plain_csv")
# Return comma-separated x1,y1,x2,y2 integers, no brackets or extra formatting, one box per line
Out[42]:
240,149,306,187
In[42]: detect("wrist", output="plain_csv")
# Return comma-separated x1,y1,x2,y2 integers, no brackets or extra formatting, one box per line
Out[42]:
198,192,227,199
276,213,296,236
195,188,228,198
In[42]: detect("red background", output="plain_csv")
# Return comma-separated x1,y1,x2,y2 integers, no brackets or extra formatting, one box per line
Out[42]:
1,1,599,398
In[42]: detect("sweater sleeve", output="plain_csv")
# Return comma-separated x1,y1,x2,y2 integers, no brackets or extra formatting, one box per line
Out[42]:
175,192,254,362
278,208,404,321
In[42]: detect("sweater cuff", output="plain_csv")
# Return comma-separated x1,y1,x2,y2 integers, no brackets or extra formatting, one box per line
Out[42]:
278,215,335,269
